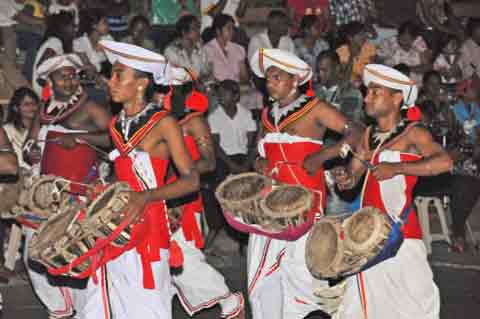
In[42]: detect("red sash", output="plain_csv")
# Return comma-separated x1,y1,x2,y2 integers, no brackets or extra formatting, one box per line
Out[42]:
40,130,97,195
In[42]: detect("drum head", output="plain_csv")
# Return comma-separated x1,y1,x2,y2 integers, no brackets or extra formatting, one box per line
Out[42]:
263,185,312,218
343,207,390,254
216,173,270,203
306,220,342,279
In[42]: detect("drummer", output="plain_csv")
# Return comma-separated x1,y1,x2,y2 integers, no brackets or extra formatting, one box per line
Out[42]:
333,64,453,318
22,54,112,319
70,40,199,319
154,68,245,318
248,48,364,319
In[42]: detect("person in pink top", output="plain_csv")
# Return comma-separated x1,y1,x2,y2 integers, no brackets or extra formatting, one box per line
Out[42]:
204,14,248,83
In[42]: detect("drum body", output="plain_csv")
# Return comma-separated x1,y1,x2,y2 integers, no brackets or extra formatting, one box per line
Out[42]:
306,207,402,279
217,173,319,240
84,182,131,247
29,200,94,276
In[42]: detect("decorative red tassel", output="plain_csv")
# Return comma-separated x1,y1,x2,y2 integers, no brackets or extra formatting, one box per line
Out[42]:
42,82,52,102
169,240,184,268
306,80,315,97
185,89,208,113
406,105,422,122
163,86,173,111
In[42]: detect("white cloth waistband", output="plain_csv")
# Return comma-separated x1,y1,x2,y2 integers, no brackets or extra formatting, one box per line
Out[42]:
258,132,323,158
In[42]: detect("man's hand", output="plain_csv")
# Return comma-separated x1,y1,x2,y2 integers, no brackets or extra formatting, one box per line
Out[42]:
331,166,355,190
303,153,325,176
372,162,399,181
120,191,150,224
254,157,269,175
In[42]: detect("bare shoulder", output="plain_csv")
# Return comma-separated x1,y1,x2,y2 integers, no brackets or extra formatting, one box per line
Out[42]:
406,124,434,143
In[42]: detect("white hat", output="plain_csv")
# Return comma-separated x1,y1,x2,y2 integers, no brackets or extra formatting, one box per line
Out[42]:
99,40,168,85
249,48,312,85
37,54,83,80
162,64,197,86
363,64,418,108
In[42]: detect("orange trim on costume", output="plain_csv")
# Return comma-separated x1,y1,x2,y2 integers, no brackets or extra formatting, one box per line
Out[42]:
100,267,111,319
359,272,368,319
248,239,272,295
261,97,319,132
110,110,169,155
365,67,416,86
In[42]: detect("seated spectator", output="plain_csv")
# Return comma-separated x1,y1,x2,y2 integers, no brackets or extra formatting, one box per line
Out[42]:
121,15,156,52
32,12,76,96
0,0,45,82
164,15,212,82
452,77,480,144
294,14,330,79
458,18,480,80
315,50,364,121
204,14,248,83
434,36,462,85
336,21,376,84
286,0,329,36
74,9,111,73
200,0,249,32
329,0,376,30
49,0,79,26
418,70,457,141
377,21,432,86
247,10,296,61
104,0,130,40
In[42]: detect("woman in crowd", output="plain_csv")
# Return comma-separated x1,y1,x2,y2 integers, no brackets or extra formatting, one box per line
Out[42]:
204,14,249,84
122,15,156,52
32,11,76,96
164,14,212,82
336,21,376,85
294,14,330,80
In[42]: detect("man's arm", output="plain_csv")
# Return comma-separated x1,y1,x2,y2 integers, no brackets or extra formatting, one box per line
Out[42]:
211,133,241,172
75,101,113,148
0,128,18,175
236,0,249,18
372,126,453,181
304,101,365,174
187,116,216,174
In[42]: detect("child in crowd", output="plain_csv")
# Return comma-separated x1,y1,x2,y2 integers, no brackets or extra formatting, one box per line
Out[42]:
434,36,463,85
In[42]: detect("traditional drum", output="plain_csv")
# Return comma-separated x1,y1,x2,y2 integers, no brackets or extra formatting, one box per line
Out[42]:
260,185,313,231
84,182,131,247
215,172,272,224
216,172,320,241
28,199,95,276
306,207,405,279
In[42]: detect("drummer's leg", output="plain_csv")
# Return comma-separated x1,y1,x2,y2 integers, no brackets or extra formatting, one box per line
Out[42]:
107,249,173,319
282,235,330,318
23,227,75,318
247,235,284,319
171,219,243,317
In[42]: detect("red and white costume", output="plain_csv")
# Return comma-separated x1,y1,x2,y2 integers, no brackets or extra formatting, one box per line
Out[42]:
74,106,175,319
247,94,331,319
338,123,440,319
170,110,244,318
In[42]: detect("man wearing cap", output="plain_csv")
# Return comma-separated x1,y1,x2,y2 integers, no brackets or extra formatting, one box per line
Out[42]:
333,64,453,319
153,67,245,318
70,40,199,319
22,53,112,319
247,48,363,318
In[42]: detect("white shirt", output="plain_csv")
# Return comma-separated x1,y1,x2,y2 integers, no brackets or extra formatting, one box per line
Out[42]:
0,0,23,27
201,0,241,31
248,30,296,61
73,33,112,72
32,37,64,96
49,0,79,25
208,104,257,155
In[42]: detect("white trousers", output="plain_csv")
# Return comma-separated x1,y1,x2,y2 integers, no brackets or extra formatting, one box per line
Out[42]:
24,227,76,318
171,215,243,318
73,249,172,319
247,233,329,319
338,239,440,319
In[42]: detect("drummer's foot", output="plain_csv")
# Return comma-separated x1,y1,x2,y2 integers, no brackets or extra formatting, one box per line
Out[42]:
451,236,467,253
